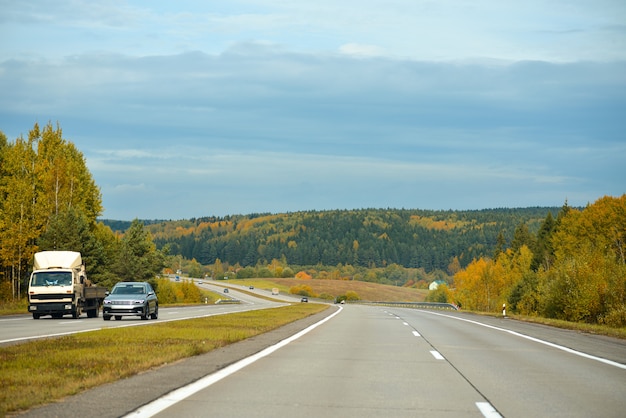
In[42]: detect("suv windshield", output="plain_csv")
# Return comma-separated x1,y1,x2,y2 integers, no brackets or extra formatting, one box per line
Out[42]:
112,284,146,295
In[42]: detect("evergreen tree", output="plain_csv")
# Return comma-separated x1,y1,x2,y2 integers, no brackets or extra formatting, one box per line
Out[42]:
532,212,556,271
511,223,535,254
111,219,167,284
493,231,506,259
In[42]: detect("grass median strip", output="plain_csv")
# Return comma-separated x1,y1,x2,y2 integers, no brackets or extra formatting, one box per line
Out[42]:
0,303,328,416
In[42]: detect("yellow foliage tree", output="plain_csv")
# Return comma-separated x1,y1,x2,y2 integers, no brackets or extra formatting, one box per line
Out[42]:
541,195,626,323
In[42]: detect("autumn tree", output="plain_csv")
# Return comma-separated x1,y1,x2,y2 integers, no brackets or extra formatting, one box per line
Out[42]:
453,258,494,311
0,134,41,299
447,256,462,276
0,122,103,298
35,122,102,221
540,195,626,324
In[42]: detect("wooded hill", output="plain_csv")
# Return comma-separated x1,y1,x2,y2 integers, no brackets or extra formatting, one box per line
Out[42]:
102,207,562,273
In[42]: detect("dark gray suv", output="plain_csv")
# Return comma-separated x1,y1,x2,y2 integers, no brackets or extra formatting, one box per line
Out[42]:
103,282,158,321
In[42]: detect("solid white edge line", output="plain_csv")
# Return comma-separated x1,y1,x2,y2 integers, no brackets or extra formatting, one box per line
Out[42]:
125,305,343,417
412,330,421,337
476,401,502,418
420,310,626,370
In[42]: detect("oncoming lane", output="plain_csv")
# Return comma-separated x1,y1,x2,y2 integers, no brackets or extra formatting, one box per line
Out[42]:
0,287,288,347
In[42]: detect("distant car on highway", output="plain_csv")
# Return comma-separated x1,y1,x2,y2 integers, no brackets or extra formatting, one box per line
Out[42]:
301,297,308,303
223,288,229,293
249,285,254,290
103,282,158,321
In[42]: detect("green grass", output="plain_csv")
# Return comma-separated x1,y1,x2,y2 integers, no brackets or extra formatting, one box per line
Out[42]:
510,314,626,339
469,310,626,339
0,299,28,316
0,303,328,416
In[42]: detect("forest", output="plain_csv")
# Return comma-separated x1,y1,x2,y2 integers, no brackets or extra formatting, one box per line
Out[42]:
119,207,559,272
0,123,167,300
1,123,625,326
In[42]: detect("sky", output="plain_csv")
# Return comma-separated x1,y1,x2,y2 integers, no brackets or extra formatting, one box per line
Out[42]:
1,1,625,221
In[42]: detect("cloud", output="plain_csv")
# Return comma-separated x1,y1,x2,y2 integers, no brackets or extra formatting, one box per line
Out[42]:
339,43,386,57
1,1,624,219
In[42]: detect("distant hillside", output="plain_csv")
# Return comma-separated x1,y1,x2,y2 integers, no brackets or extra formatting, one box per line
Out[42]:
101,207,562,272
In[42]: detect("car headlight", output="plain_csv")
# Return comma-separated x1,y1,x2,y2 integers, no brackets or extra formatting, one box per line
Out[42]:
134,299,145,304
103,300,112,305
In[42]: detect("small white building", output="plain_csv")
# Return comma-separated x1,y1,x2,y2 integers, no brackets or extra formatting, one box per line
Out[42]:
429,280,447,291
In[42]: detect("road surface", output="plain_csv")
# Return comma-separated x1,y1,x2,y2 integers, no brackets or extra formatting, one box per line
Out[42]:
14,304,626,417
135,305,626,417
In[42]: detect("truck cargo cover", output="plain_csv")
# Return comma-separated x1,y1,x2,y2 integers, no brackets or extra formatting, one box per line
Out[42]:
33,251,82,270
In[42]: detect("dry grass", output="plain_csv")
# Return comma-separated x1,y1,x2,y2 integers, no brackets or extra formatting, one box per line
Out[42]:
0,303,328,416
229,278,429,302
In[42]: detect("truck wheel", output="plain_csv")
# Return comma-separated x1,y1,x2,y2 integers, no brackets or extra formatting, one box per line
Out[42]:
87,304,100,318
32,313,40,319
103,315,111,321
72,306,82,319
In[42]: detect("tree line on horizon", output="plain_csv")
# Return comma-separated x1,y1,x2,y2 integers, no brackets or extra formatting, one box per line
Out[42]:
117,207,559,272
2,123,624,327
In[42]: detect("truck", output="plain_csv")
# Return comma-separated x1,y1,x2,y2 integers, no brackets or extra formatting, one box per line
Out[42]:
28,251,107,319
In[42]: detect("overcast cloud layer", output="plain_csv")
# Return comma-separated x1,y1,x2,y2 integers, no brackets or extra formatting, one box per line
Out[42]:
1,1,625,220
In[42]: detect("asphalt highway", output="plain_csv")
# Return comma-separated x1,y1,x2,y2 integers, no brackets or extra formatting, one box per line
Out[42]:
10,301,626,417
131,305,625,418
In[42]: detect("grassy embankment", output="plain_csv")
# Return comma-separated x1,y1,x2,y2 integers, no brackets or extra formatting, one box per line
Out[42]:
0,302,327,416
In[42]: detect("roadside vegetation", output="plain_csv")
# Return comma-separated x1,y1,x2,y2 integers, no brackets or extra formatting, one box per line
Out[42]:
0,302,328,416
450,196,626,327
502,314,626,340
